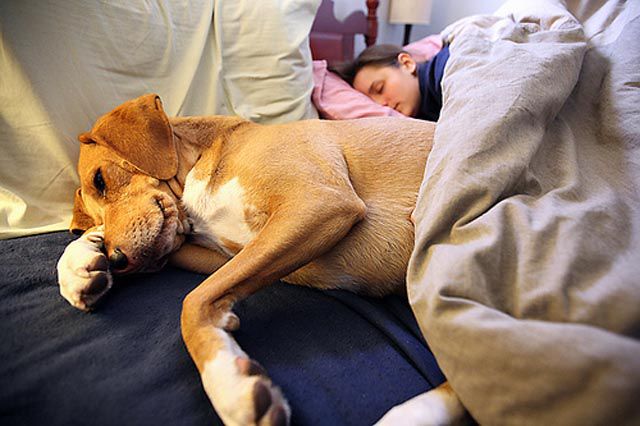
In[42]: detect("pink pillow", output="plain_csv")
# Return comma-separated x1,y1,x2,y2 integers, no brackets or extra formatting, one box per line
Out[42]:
312,35,443,120
403,34,443,62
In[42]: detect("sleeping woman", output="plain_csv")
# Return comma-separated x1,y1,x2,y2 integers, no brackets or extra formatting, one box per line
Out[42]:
331,44,450,121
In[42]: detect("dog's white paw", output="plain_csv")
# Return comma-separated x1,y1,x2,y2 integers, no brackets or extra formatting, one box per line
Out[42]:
202,336,289,426
375,383,468,426
57,228,112,311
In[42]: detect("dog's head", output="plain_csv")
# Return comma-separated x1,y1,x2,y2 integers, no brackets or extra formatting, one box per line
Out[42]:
72,94,188,274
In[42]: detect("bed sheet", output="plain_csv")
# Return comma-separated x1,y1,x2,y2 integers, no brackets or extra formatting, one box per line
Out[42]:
0,232,445,426
408,0,640,424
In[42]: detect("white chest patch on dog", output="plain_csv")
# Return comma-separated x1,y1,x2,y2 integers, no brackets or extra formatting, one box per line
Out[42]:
182,173,257,256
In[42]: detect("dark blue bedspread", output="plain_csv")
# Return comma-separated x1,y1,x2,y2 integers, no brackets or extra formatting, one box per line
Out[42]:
0,232,444,425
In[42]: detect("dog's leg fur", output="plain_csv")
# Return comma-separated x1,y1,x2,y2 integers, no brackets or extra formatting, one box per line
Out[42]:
180,193,366,425
169,243,230,275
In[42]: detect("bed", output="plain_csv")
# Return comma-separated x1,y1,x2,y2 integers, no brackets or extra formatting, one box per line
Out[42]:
0,1,445,425
1,0,639,425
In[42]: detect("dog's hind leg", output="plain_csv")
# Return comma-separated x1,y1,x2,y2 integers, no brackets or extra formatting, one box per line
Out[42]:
180,190,366,425
375,382,470,426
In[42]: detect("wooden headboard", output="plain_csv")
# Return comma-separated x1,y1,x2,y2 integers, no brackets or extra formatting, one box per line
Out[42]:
310,0,379,65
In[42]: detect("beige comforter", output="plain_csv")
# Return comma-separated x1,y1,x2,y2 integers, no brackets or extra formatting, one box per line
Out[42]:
408,0,640,424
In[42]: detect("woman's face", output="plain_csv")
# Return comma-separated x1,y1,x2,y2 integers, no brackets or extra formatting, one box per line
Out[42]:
353,53,421,117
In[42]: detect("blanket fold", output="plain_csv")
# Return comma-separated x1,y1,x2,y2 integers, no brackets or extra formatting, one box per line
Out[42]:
408,0,640,423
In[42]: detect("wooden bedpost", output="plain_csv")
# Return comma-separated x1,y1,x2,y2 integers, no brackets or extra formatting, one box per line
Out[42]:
310,0,380,63
365,0,379,47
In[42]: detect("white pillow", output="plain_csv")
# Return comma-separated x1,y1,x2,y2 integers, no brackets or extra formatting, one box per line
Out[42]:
212,0,320,123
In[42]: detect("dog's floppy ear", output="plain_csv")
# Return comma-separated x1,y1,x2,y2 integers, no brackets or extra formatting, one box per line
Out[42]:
70,189,95,235
85,94,178,180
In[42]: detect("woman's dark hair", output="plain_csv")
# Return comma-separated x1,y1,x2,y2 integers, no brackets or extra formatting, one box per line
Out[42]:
329,44,408,85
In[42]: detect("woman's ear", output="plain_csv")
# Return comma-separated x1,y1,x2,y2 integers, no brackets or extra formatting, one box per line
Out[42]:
397,52,417,75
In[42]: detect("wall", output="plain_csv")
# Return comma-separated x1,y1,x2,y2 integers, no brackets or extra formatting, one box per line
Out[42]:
332,0,505,55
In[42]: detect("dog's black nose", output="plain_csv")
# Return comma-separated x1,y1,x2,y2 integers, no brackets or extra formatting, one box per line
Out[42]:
109,248,128,271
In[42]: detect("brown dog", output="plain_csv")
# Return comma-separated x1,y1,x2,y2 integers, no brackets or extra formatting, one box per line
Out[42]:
56,94,466,425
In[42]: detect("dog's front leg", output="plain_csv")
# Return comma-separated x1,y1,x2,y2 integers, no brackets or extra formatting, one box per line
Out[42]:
185,290,289,426
169,243,231,275
181,194,366,425
57,226,112,311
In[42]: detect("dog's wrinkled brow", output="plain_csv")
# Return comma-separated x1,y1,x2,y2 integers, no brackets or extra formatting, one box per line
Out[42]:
83,160,136,197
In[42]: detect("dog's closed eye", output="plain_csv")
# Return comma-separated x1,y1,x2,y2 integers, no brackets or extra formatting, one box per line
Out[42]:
94,169,106,196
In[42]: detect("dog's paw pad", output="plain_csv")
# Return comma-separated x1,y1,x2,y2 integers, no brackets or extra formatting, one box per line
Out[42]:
81,272,111,296
202,350,290,426
220,312,240,331
253,381,272,419
252,379,289,426
236,357,267,377
265,404,288,426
